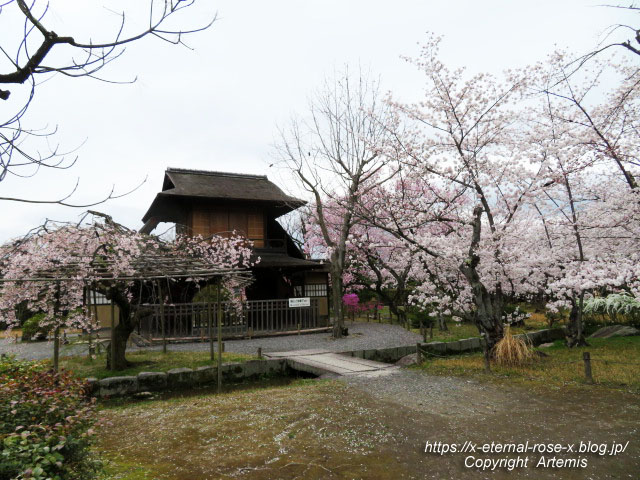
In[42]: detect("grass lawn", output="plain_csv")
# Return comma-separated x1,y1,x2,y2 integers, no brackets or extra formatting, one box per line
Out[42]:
352,309,559,343
417,316,555,343
413,311,561,342
52,350,256,379
415,335,640,393
0,328,21,340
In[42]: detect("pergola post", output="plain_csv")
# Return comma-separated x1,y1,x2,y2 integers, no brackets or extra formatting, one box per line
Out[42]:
208,301,214,361
110,287,116,369
217,279,223,393
92,288,100,353
157,280,167,354
85,284,94,360
53,327,60,372
53,281,61,372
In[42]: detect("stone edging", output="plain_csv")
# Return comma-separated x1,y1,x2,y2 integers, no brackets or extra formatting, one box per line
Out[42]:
418,327,565,357
89,358,288,397
89,328,565,397
339,328,565,363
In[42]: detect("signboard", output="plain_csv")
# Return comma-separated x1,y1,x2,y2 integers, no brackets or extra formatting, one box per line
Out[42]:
289,297,311,308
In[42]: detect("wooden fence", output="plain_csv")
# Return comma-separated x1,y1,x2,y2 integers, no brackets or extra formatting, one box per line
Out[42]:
138,298,325,340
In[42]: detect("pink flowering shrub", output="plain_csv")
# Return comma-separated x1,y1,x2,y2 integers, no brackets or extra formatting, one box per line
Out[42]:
342,293,359,308
342,294,383,318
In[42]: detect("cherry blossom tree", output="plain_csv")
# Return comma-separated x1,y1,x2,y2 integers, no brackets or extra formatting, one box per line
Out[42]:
286,40,638,357
536,52,639,191
307,183,470,333
522,51,640,345
573,3,640,65
360,36,639,359
366,37,550,359
0,212,253,370
342,212,419,328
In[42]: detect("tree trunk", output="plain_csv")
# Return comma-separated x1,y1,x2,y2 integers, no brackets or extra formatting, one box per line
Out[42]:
460,206,504,357
104,287,153,370
388,303,407,329
107,319,135,370
438,314,448,331
398,309,407,329
565,296,588,348
330,261,344,338
471,288,505,355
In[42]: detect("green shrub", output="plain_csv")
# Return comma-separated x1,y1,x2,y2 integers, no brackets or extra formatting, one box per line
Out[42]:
0,356,101,480
583,294,640,325
21,314,50,342
406,306,434,329
192,283,230,303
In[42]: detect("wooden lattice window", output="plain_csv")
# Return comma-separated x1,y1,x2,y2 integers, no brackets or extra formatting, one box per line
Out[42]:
294,284,327,297
189,207,264,247
248,213,264,247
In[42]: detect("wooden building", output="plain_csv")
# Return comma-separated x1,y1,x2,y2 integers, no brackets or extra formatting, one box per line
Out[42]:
138,168,330,339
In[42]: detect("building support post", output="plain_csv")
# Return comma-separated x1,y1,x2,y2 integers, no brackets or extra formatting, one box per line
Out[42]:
52,281,62,371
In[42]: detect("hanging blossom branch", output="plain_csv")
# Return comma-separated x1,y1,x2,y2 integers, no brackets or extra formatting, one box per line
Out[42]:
0,211,254,336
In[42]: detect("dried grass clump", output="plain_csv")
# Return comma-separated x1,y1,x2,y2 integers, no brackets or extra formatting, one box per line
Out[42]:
493,326,534,367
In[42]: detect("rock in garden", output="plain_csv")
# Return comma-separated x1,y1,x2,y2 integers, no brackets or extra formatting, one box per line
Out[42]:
133,391,155,399
395,353,418,367
589,325,639,339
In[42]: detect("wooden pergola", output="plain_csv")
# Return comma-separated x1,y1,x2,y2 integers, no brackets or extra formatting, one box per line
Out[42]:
0,252,252,392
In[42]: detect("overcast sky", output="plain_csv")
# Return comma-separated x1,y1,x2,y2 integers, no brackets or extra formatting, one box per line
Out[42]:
0,0,633,241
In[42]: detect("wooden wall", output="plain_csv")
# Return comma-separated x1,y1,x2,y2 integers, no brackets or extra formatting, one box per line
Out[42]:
189,206,265,247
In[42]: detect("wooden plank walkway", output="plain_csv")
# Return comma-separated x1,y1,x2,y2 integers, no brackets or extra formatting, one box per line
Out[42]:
264,349,400,377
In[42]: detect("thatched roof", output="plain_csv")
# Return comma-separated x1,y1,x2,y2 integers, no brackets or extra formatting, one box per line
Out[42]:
142,169,305,225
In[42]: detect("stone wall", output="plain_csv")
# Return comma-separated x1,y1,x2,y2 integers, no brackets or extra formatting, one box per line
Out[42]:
89,358,288,397
89,328,565,397
341,345,418,363
340,328,565,363
418,328,565,357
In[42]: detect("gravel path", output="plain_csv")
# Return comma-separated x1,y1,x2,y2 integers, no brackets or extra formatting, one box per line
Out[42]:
338,369,640,479
0,321,422,360
0,337,86,361
339,369,508,418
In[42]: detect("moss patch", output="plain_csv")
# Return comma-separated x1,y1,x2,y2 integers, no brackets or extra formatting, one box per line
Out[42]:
96,379,413,480
52,350,255,379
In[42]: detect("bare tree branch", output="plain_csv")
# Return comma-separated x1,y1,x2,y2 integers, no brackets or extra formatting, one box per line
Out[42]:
0,0,214,206
274,68,396,338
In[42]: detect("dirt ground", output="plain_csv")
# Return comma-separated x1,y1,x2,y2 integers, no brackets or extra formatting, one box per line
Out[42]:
97,369,639,480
